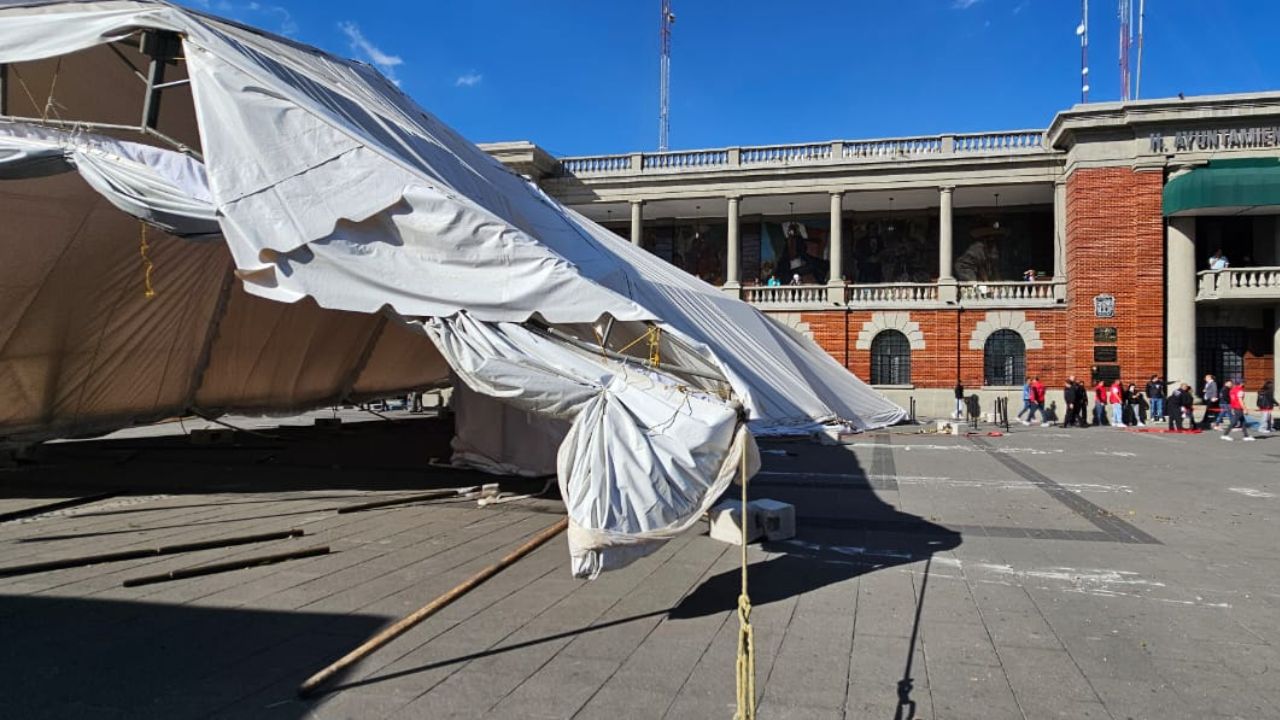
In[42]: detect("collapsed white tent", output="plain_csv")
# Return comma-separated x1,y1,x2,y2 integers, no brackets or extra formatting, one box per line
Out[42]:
0,0,904,575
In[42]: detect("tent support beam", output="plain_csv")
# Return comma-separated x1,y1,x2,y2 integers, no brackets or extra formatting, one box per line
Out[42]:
0,64,7,116
537,324,727,385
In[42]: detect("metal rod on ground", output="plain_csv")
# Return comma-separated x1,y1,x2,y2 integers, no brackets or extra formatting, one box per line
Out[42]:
335,485,495,514
122,545,330,587
0,528,305,578
297,516,569,698
0,490,123,523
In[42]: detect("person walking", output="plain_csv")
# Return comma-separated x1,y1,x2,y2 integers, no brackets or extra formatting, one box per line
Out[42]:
1107,379,1124,427
1199,374,1219,429
1146,375,1166,421
1221,379,1254,441
1257,380,1275,434
1030,376,1046,425
954,381,966,420
1179,383,1196,431
1017,377,1035,425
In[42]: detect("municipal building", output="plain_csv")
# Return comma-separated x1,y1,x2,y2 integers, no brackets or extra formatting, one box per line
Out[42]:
485,92,1280,414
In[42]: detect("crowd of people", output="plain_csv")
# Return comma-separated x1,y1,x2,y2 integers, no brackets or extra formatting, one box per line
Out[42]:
1010,374,1275,440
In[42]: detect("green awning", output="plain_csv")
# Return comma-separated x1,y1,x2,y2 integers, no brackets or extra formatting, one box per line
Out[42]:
1163,157,1280,216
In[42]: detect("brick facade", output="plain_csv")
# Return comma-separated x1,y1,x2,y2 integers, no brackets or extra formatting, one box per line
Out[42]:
800,308,1067,388
1064,168,1166,382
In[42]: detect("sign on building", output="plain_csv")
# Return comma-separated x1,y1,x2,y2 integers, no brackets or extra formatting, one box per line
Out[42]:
1093,294,1116,318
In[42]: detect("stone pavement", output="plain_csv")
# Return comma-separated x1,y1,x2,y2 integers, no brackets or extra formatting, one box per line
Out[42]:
1,414,1278,719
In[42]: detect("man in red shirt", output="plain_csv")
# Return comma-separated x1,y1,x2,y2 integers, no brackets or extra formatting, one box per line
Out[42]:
1029,377,1046,425
1093,379,1108,426
1221,378,1255,441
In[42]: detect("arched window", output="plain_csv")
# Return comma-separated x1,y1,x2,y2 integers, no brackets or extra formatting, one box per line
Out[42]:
870,330,912,385
984,329,1026,386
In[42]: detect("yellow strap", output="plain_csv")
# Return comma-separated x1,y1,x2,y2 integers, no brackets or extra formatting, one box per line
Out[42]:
734,430,756,720
139,222,156,299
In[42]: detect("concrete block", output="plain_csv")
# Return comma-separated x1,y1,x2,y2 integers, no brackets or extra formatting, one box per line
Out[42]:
708,499,762,545
749,499,796,541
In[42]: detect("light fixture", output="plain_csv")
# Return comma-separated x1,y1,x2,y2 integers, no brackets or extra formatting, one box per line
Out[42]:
606,209,613,225
992,192,1001,229
886,196,895,233
693,204,702,240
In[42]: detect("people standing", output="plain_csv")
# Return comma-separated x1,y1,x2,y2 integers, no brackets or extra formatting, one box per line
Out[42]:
1107,379,1124,427
1075,381,1090,428
1146,375,1166,421
1093,378,1108,426
1208,249,1230,271
954,381,966,420
1199,374,1219,429
1062,376,1077,428
1167,383,1184,431
1220,378,1254,441
1257,380,1275,434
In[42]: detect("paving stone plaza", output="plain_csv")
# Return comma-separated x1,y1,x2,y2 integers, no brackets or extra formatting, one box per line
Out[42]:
2,412,1276,719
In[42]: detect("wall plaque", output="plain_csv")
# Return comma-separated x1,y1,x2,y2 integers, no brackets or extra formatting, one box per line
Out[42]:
1092,364,1121,383
1093,346,1118,362
1093,326,1118,343
1093,294,1116,319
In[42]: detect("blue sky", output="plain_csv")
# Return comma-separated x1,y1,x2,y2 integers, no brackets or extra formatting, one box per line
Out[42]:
187,1,1280,156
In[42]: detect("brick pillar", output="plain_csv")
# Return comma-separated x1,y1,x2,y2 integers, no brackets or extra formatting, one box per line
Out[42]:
1065,167,1165,383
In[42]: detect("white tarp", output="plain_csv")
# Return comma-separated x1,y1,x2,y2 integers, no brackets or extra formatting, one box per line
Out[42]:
0,0,904,575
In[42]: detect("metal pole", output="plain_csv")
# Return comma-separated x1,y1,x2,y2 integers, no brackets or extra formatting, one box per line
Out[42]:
1135,0,1145,99
298,517,568,697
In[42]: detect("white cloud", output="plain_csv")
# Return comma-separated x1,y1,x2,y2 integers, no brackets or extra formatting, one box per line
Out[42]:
952,0,981,8
338,21,403,83
455,72,483,88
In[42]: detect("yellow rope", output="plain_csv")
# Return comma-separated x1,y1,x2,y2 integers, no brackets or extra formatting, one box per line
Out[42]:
139,222,156,299
734,430,756,720
42,56,63,122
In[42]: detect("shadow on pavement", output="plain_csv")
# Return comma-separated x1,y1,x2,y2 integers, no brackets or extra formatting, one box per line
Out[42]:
0,594,388,719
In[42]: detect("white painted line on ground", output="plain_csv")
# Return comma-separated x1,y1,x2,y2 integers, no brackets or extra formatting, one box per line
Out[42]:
843,442,1139,459
1228,487,1276,498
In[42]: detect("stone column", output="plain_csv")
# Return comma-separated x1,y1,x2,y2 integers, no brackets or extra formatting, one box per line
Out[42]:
724,195,741,296
1052,180,1067,301
1273,306,1280,402
938,186,957,303
1166,217,1197,387
629,200,644,246
827,191,845,304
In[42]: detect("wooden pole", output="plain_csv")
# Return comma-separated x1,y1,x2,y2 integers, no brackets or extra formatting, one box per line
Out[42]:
336,487,478,514
0,528,304,578
0,491,122,523
297,516,568,697
122,545,330,587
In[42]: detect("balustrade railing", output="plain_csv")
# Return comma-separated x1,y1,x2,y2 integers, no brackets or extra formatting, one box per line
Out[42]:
843,136,943,159
953,130,1045,153
846,283,939,306
1196,267,1280,300
740,143,832,165
959,280,1057,302
742,284,829,306
642,148,730,170
554,129,1051,177
560,154,631,174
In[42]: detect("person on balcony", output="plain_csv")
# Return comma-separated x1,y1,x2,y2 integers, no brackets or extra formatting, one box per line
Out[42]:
1023,268,1036,282
1208,249,1229,271
766,275,781,287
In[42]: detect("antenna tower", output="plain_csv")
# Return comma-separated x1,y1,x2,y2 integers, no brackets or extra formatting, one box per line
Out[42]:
659,0,674,151
1118,0,1133,101
1134,0,1145,99
1077,0,1090,103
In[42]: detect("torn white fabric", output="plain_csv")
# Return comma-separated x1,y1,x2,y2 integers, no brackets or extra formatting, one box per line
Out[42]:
424,313,756,577
0,122,218,236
